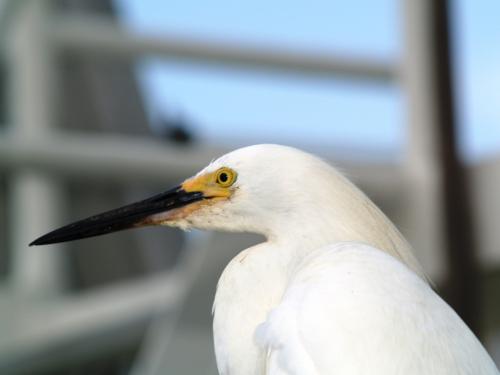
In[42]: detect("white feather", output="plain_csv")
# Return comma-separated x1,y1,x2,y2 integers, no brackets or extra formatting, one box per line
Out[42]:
256,242,497,375
179,144,498,375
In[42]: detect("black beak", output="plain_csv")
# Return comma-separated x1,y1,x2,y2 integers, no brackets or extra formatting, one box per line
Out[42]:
30,186,204,246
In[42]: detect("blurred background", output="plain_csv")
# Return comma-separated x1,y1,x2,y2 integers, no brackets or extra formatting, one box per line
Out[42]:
0,0,499,373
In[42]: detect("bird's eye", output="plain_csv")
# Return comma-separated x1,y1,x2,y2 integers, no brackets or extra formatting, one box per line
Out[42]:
215,168,237,187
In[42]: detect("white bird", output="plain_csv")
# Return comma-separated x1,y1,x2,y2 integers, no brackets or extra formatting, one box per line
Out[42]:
31,144,499,375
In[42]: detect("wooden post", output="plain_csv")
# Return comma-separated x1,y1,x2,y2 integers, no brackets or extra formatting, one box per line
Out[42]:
430,0,481,335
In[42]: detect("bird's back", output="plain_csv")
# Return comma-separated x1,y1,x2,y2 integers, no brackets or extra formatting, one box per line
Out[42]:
256,242,498,375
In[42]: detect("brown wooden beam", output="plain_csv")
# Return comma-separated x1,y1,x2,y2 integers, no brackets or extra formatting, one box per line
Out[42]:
430,0,481,335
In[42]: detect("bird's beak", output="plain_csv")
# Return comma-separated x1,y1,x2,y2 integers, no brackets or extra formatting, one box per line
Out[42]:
30,185,204,246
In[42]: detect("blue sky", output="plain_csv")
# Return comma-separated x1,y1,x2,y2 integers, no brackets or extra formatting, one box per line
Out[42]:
452,1,500,161
116,0,500,162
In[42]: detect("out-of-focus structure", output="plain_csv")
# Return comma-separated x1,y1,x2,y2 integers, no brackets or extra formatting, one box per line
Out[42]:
0,0,498,374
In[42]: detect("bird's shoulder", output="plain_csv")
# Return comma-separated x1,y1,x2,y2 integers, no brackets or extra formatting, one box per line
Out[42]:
255,242,498,375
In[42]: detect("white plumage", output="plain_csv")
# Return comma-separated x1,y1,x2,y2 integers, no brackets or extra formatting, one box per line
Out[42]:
31,144,500,374
198,145,498,374
256,243,494,374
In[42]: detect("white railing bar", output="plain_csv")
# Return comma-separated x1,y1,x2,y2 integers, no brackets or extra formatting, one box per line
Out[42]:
0,131,404,197
0,270,185,373
7,0,66,295
0,132,224,182
48,15,396,83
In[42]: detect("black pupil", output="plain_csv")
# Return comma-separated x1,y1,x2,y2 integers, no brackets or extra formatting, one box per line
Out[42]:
219,172,228,183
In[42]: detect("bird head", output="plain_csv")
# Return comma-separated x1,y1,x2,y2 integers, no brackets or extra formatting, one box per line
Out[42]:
30,144,317,246
30,143,426,284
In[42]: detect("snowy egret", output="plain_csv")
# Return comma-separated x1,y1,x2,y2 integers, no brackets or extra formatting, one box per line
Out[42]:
32,144,498,374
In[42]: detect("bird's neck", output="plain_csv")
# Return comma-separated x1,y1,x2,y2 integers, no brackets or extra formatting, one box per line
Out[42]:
213,186,425,373
266,172,426,281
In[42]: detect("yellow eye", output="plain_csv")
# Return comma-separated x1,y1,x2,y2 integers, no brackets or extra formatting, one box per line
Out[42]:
215,167,237,187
